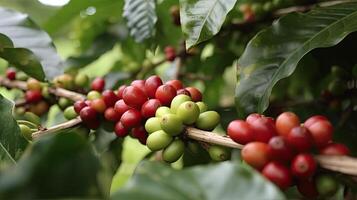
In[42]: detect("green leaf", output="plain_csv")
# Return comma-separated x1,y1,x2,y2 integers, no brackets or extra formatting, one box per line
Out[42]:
236,2,357,115
180,0,237,49
0,95,27,165
0,133,105,199
123,0,157,42
111,161,286,200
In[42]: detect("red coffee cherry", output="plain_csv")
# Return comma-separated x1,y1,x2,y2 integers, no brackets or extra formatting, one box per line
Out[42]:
304,117,333,147
120,109,142,128
155,84,176,106
276,112,300,137
319,143,350,156
123,86,148,109
117,85,126,99
104,107,121,122
247,116,277,143
6,68,16,80
246,113,262,124
132,126,148,145
141,99,161,118
185,87,202,102
297,179,319,198
114,99,131,117
25,90,42,103
102,90,118,107
241,142,270,170
74,100,87,114
80,106,98,122
291,153,317,179
262,162,292,190
177,88,191,96
286,126,313,152
166,79,183,90
90,99,107,113
164,46,176,61
145,75,163,98
267,136,294,163
131,80,146,93
227,120,254,145
114,122,129,137
91,77,105,92
304,115,328,127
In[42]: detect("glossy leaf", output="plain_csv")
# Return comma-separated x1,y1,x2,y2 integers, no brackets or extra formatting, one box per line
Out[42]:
180,0,237,49
111,161,285,200
236,2,357,115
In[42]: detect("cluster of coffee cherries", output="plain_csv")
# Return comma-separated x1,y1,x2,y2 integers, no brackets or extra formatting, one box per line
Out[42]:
227,112,349,198
239,0,285,22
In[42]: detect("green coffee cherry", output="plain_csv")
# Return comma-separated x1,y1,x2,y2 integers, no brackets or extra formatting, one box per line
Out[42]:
160,114,183,136
87,90,102,100
208,145,230,161
145,117,161,134
328,80,347,96
64,106,78,120
195,111,220,131
16,71,28,81
196,102,208,113
176,101,200,125
24,112,41,125
15,107,26,116
263,2,273,11
41,86,51,99
170,94,191,113
74,74,89,88
155,106,171,118
331,65,347,78
19,124,32,141
163,139,185,163
316,175,339,197
146,130,173,151
58,97,72,110
54,74,74,89
272,0,283,8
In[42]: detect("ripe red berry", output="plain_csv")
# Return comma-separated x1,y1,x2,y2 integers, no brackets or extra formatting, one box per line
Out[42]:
122,86,148,109
319,143,350,156
155,84,176,106
305,118,333,147
262,162,292,190
91,77,105,92
227,120,254,145
304,115,328,127
185,87,202,102
247,116,277,143
6,68,16,80
145,75,163,98
246,113,262,124
104,107,121,122
131,80,146,93
177,88,191,96
102,90,118,107
241,142,270,170
291,153,317,179
90,99,107,113
80,106,98,122
114,122,129,137
117,85,126,99
267,136,294,163
25,90,42,103
297,179,319,198
276,112,300,137
165,46,176,61
132,126,148,145
74,100,87,114
166,79,183,90
141,99,161,118
114,99,131,117
120,109,142,128
286,126,313,152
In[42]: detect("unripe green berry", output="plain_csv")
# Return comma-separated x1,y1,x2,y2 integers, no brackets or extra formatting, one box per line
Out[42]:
155,106,171,118
58,97,72,110
163,139,185,163
24,112,41,125
64,106,78,120
316,175,339,197
146,130,173,151
160,114,184,136
41,86,51,99
145,117,161,134
170,94,191,113
87,90,102,100
19,124,32,141
54,74,74,89
195,111,220,131
331,65,347,78
196,102,208,113
176,101,200,125
74,73,89,88
263,2,273,12
208,145,230,161
16,71,28,81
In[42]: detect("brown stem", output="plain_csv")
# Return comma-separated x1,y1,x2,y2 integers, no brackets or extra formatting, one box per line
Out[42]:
31,117,82,139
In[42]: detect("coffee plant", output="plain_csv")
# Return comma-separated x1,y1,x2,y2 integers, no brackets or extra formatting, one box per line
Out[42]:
0,0,357,199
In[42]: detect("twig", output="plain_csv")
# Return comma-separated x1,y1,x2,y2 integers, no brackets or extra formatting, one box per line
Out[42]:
15,99,27,107
31,117,82,139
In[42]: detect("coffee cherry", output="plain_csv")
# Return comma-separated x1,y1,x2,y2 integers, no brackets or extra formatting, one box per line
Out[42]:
91,77,105,92
114,122,129,137
177,88,190,96
29,101,49,116
54,74,74,89
120,109,142,128
15,71,28,81
170,94,191,113
164,46,176,61
114,99,131,117
195,111,220,131
196,102,207,113
262,162,292,190
185,87,202,102
58,97,72,110
90,99,107,113
267,136,294,163
304,115,328,127
163,139,185,163
25,90,42,103
160,114,184,136
304,117,333,147
6,68,16,80
316,174,339,197
145,117,161,134
276,112,300,137
104,107,121,122
19,124,32,141
208,145,230,161
27,78,42,91
166,79,183,90
87,90,101,100
176,101,200,125
286,126,313,152
247,116,277,143
328,79,347,96
24,112,41,125
123,86,148,109
41,86,51,99
246,113,262,124
141,99,161,118
155,84,176,106
80,106,98,122
227,120,254,145
155,106,172,118
145,75,163,98
64,106,78,120
297,179,319,198
102,90,118,107
74,73,89,88
319,143,350,156
132,126,148,145
169,5,180,26
291,153,316,179
117,85,126,99
146,130,173,151
131,80,146,93
242,142,270,170
74,100,87,114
